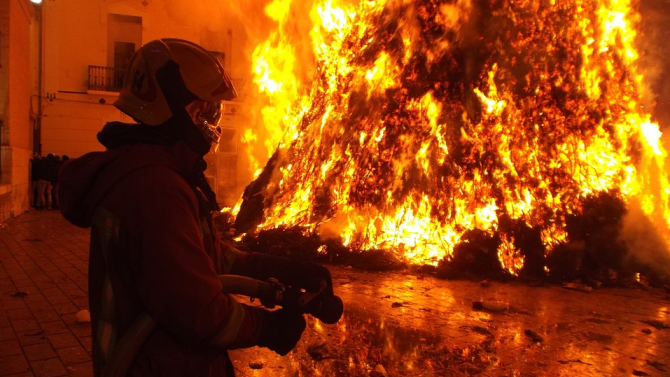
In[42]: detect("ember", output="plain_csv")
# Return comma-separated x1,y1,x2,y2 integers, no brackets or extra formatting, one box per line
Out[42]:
229,0,670,282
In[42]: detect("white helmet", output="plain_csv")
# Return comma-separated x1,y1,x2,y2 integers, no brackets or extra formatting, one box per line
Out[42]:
114,38,237,147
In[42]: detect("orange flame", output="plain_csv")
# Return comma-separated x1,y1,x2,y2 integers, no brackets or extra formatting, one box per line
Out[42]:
238,0,670,274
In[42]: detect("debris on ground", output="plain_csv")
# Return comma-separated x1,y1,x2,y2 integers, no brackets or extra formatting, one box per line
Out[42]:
640,320,670,329
391,302,403,308
307,343,330,361
524,329,544,343
646,360,666,372
641,328,652,334
249,362,264,369
587,279,603,289
10,291,29,298
465,325,493,337
562,281,593,292
76,309,91,323
472,299,508,312
632,370,650,376
480,280,490,287
558,359,593,366
370,364,388,377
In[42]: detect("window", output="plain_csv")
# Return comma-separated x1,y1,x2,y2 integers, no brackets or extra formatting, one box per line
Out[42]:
107,14,141,69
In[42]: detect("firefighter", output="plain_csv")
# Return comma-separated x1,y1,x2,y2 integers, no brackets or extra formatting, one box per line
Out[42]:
58,39,334,377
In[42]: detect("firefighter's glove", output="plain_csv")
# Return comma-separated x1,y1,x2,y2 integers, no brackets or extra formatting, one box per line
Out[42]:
291,261,334,295
248,254,334,295
257,308,306,356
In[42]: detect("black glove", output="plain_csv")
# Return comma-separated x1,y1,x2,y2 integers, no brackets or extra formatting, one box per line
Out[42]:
246,254,334,295
290,260,334,295
257,308,306,356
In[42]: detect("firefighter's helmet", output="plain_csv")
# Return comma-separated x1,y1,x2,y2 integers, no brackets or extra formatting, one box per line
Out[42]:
114,38,236,147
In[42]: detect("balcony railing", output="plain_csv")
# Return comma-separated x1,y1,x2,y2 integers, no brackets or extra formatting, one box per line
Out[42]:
88,65,125,92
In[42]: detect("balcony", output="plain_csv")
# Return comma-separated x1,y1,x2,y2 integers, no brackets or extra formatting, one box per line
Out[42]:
88,65,125,92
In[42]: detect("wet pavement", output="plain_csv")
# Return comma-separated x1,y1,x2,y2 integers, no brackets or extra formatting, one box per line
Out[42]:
230,268,670,377
1,210,669,376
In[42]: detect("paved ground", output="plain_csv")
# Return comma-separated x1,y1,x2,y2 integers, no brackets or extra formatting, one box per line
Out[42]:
0,211,91,377
1,210,670,376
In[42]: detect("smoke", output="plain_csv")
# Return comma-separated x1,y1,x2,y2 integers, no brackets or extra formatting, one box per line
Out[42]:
317,214,350,241
224,0,328,187
163,0,232,33
629,0,670,278
222,0,324,79
627,2,670,279
217,1,277,64
619,197,670,275
637,0,670,130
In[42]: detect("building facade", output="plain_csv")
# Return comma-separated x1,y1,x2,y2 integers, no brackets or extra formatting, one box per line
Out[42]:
0,0,251,222
0,0,36,222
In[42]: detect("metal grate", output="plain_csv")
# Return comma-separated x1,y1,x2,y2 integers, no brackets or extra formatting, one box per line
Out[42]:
88,65,126,92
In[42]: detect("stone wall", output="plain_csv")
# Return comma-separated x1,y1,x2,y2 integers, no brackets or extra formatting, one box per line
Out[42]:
0,0,35,223
1,0,9,157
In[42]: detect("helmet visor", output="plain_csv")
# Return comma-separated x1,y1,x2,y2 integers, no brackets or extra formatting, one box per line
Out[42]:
186,100,224,149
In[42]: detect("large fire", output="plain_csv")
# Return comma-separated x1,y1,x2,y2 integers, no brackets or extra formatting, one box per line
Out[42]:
231,0,670,277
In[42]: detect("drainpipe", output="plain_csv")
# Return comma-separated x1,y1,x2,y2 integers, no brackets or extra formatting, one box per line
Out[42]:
228,29,233,73
34,3,43,155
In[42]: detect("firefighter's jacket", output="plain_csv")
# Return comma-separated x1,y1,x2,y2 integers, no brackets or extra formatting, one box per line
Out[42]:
59,122,263,376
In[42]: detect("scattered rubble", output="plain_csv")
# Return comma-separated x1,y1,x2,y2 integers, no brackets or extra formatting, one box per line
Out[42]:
213,264,670,375
646,360,666,372
640,320,670,330
588,279,603,289
558,359,593,366
472,299,508,312
370,364,388,377
249,362,264,369
76,309,91,323
562,281,593,292
306,342,334,361
524,329,544,343
469,326,493,337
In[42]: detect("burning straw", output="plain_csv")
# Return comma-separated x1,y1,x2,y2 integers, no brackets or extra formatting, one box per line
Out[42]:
226,0,670,284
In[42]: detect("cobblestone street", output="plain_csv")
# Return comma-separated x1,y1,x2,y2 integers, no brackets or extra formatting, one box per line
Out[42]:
1,210,669,376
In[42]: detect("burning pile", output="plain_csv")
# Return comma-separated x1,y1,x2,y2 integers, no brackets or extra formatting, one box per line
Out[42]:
230,0,670,283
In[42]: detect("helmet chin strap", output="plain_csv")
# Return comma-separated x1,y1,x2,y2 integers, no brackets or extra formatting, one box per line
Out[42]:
154,60,211,156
